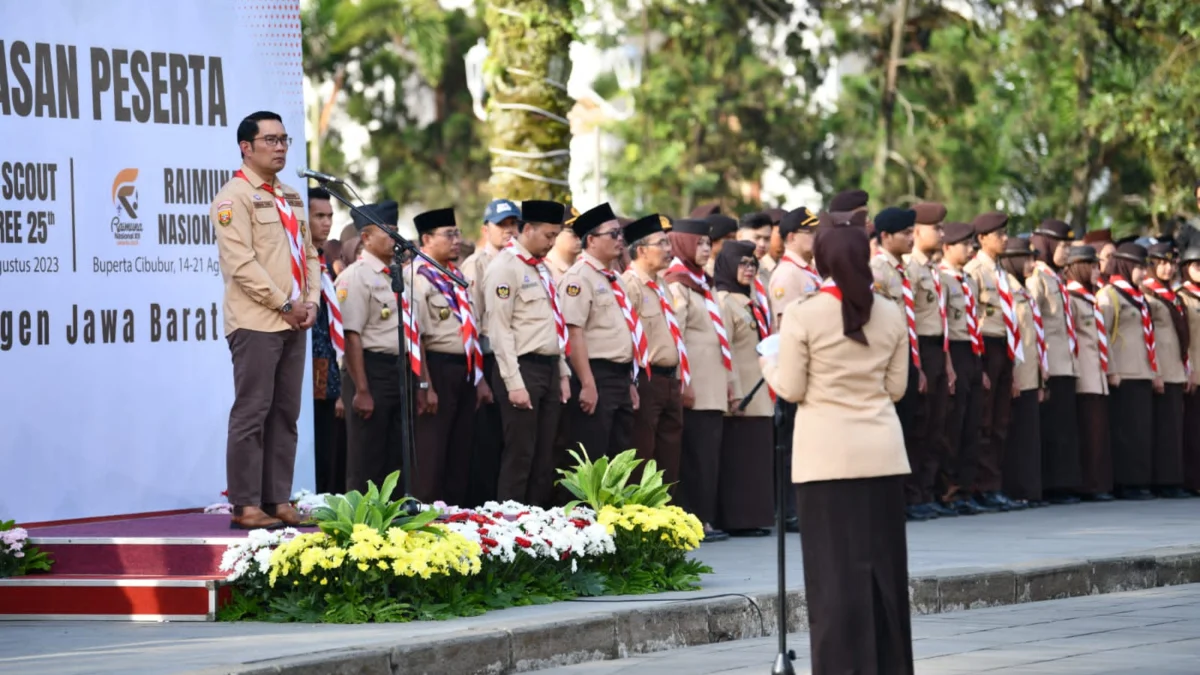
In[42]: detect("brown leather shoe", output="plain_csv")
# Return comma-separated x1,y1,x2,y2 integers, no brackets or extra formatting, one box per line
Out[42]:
230,505,284,530
264,503,306,527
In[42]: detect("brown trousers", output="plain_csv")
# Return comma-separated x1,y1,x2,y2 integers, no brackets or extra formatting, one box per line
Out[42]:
494,355,563,507
797,476,913,675
342,351,406,493
1040,376,1081,492
1004,388,1042,501
1184,391,1200,491
568,359,635,461
414,353,476,507
1152,382,1185,486
225,328,307,506
1077,394,1113,495
912,336,949,504
631,368,684,490
1110,379,1153,488
976,337,1015,493
941,341,983,498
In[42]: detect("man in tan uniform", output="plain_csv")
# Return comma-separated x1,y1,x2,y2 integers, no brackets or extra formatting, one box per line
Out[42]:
411,208,486,506
559,203,640,460
964,212,1025,512
907,202,958,519
768,207,822,327
460,198,519,504
622,214,684,488
336,200,411,493
212,110,319,530
737,212,774,287
483,200,571,506
545,208,581,282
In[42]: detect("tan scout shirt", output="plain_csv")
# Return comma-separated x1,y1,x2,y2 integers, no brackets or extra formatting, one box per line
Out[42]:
1070,293,1109,395
482,240,570,391
1097,286,1156,381
1012,280,1041,392
544,250,573,283
720,291,772,418
1146,294,1188,384
941,264,979,343
870,250,907,312
907,250,946,339
413,263,471,355
761,293,911,484
559,252,634,364
211,164,320,336
1028,263,1078,378
965,251,1007,338
669,281,741,411
621,267,679,368
1180,287,1200,387
768,250,821,327
461,243,502,348
336,251,400,355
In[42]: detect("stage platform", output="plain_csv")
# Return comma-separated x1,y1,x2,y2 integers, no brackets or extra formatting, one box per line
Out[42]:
0,513,317,622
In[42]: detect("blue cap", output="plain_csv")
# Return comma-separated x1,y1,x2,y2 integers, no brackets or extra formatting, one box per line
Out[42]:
483,198,520,224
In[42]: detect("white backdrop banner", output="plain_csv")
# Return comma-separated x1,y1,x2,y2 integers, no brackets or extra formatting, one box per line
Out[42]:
0,0,313,523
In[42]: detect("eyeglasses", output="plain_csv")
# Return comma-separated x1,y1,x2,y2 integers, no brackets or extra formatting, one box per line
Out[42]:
593,229,624,240
642,238,670,249
254,135,291,147
432,229,463,240
738,260,759,269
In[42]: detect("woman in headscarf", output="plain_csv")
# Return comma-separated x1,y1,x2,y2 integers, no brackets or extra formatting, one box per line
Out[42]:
1097,243,1158,499
998,238,1043,508
665,219,742,543
760,211,914,674
1177,248,1200,495
712,240,774,536
1141,243,1191,499
1063,245,1114,501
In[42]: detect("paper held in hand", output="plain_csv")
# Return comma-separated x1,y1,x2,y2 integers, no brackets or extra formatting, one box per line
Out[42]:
756,334,781,358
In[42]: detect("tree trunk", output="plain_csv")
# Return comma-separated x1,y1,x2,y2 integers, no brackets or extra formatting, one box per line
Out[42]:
872,0,909,200
484,0,574,202
1067,3,1097,232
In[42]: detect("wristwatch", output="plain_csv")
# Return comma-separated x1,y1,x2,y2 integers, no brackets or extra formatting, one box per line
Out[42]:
418,381,430,390
280,301,293,314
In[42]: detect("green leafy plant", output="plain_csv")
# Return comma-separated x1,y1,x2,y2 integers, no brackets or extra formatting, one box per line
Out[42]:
556,446,673,514
309,471,440,538
0,520,52,578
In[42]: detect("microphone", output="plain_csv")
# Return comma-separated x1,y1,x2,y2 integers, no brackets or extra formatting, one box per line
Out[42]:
295,167,344,184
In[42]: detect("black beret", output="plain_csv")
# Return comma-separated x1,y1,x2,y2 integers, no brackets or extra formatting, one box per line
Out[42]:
828,189,869,212
707,214,739,240
874,207,917,235
1147,242,1177,261
942,221,974,245
1002,236,1035,257
351,200,399,231
912,202,947,225
739,211,774,230
623,214,664,243
1065,245,1098,265
1181,248,1200,265
671,218,711,236
522,200,568,226
972,211,1009,235
573,202,619,236
1033,218,1074,240
1114,242,1148,264
413,207,456,234
779,207,819,237
689,202,721,218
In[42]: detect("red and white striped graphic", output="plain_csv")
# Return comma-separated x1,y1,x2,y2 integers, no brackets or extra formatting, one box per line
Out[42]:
667,259,733,371
1038,262,1077,356
1110,275,1157,375
943,264,983,355
896,261,921,368
997,265,1024,363
1144,278,1187,377
645,279,690,389
318,252,343,359
1028,288,1050,375
1067,281,1107,374
400,288,421,376
507,243,569,355
752,277,773,338
416,261,484,385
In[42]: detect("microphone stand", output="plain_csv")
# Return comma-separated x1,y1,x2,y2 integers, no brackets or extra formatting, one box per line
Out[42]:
304,176,467,514
739,378,796,675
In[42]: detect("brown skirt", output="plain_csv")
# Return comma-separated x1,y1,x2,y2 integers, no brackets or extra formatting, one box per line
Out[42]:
679,409,724,525
1076,394,1112,495
1185,392,1200,491
1040,376,1081,492
796,475,913,675
1004,389,1043,501
1109,380,1154,488
1152,382,1185,486
716,416,774,530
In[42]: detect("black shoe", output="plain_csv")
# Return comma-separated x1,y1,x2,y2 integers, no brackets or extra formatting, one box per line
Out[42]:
728,528,772,537
703,530,730,543
1139,488,1158,500
1117,487,1155,500
784,516,800,533
1028,500,1050,508
978,492,1010,511
951,498,983,515
1157,487,1192,499
928,501,959,517
906,505,932,522
1048,494,1081,505
966,495,998,513
1081,492,1115,502
996,492,1027,511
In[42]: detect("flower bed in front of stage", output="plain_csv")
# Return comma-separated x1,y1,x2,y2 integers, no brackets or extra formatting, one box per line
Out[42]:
217,451,711,623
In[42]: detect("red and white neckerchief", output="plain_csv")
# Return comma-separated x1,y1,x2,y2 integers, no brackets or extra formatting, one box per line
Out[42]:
819,277,841,300
751,276,773,338
1037,262,1077,356
234,170,305,300
1109,275,1158,374
783,255,823,290
1145,278,1189,376
416,260,484,385
644,278,691,389
880,253,921,368
666,258,733,371
587,260,649,381
1026,287,1050,375
942,263,984,356
397,274,421,376
505,242,569,355
318,251,344,360
926,260,948,351
1066,281,1108,373
996,263,1024,363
